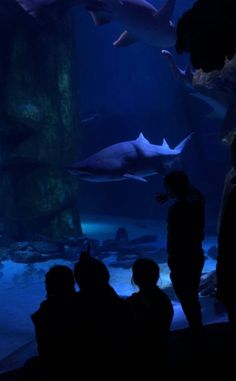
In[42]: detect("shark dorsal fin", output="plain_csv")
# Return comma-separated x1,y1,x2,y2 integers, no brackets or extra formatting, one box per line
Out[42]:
156,0,176,20
162,138,170,149
136,133,150,144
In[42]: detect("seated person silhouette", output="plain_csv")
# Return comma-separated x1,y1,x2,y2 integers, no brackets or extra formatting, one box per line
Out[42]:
29,265,79,379
127,258,174,371
73,249,131,377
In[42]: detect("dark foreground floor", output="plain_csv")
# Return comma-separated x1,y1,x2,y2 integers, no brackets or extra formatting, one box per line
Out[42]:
0,322,234,380
168,322,234,375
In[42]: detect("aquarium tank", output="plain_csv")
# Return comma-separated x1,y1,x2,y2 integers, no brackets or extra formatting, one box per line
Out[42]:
0,0,235,373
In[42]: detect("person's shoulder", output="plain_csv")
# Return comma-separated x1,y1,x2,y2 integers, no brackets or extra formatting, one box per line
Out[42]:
189,185,204,201
190,184,203,195
73,290,82,301
155,287,173,304
31,300,48,323
106,284,124,301
31,309,39,323
126,292,140,302
156,286,171,299
168,200,179,212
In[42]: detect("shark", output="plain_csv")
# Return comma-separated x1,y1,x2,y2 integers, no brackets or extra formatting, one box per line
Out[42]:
68,132,192,182
16,0,176,48
161,49,228,119
87,0,176,48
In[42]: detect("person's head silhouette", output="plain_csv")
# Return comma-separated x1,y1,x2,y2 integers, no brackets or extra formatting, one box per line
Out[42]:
74,250,110,291
132,258,160,290
164,170,189,199
45,265,75,298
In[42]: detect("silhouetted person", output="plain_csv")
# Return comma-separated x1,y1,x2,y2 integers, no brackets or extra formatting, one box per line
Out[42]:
156,170,205,331
127,258,174,372
217,136,236,329
74,250,131,377
29,265,78,379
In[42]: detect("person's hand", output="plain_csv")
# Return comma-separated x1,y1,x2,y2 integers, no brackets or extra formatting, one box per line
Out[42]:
155,192,169,204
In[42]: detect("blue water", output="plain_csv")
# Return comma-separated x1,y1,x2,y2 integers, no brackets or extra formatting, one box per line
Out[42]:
73,0,230,220
0,0,231,372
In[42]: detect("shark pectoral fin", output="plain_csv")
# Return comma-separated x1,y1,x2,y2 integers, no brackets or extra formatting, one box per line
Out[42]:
89,11,112,26
113,31,137,48
123,173,147,182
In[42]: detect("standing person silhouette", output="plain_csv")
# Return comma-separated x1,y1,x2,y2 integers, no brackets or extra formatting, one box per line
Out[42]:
156,170,205,331
216,136,236,329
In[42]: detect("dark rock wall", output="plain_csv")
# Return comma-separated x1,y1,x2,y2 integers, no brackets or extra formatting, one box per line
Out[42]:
0,10,82,240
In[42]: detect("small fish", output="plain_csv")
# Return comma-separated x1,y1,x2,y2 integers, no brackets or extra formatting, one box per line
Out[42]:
80,111,101,124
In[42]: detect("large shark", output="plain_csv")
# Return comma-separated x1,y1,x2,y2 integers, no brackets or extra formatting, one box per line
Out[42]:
68,132,192,182
16,0,176,48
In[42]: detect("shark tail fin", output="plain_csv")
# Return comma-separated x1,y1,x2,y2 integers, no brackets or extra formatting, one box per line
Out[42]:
174,133,193,154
